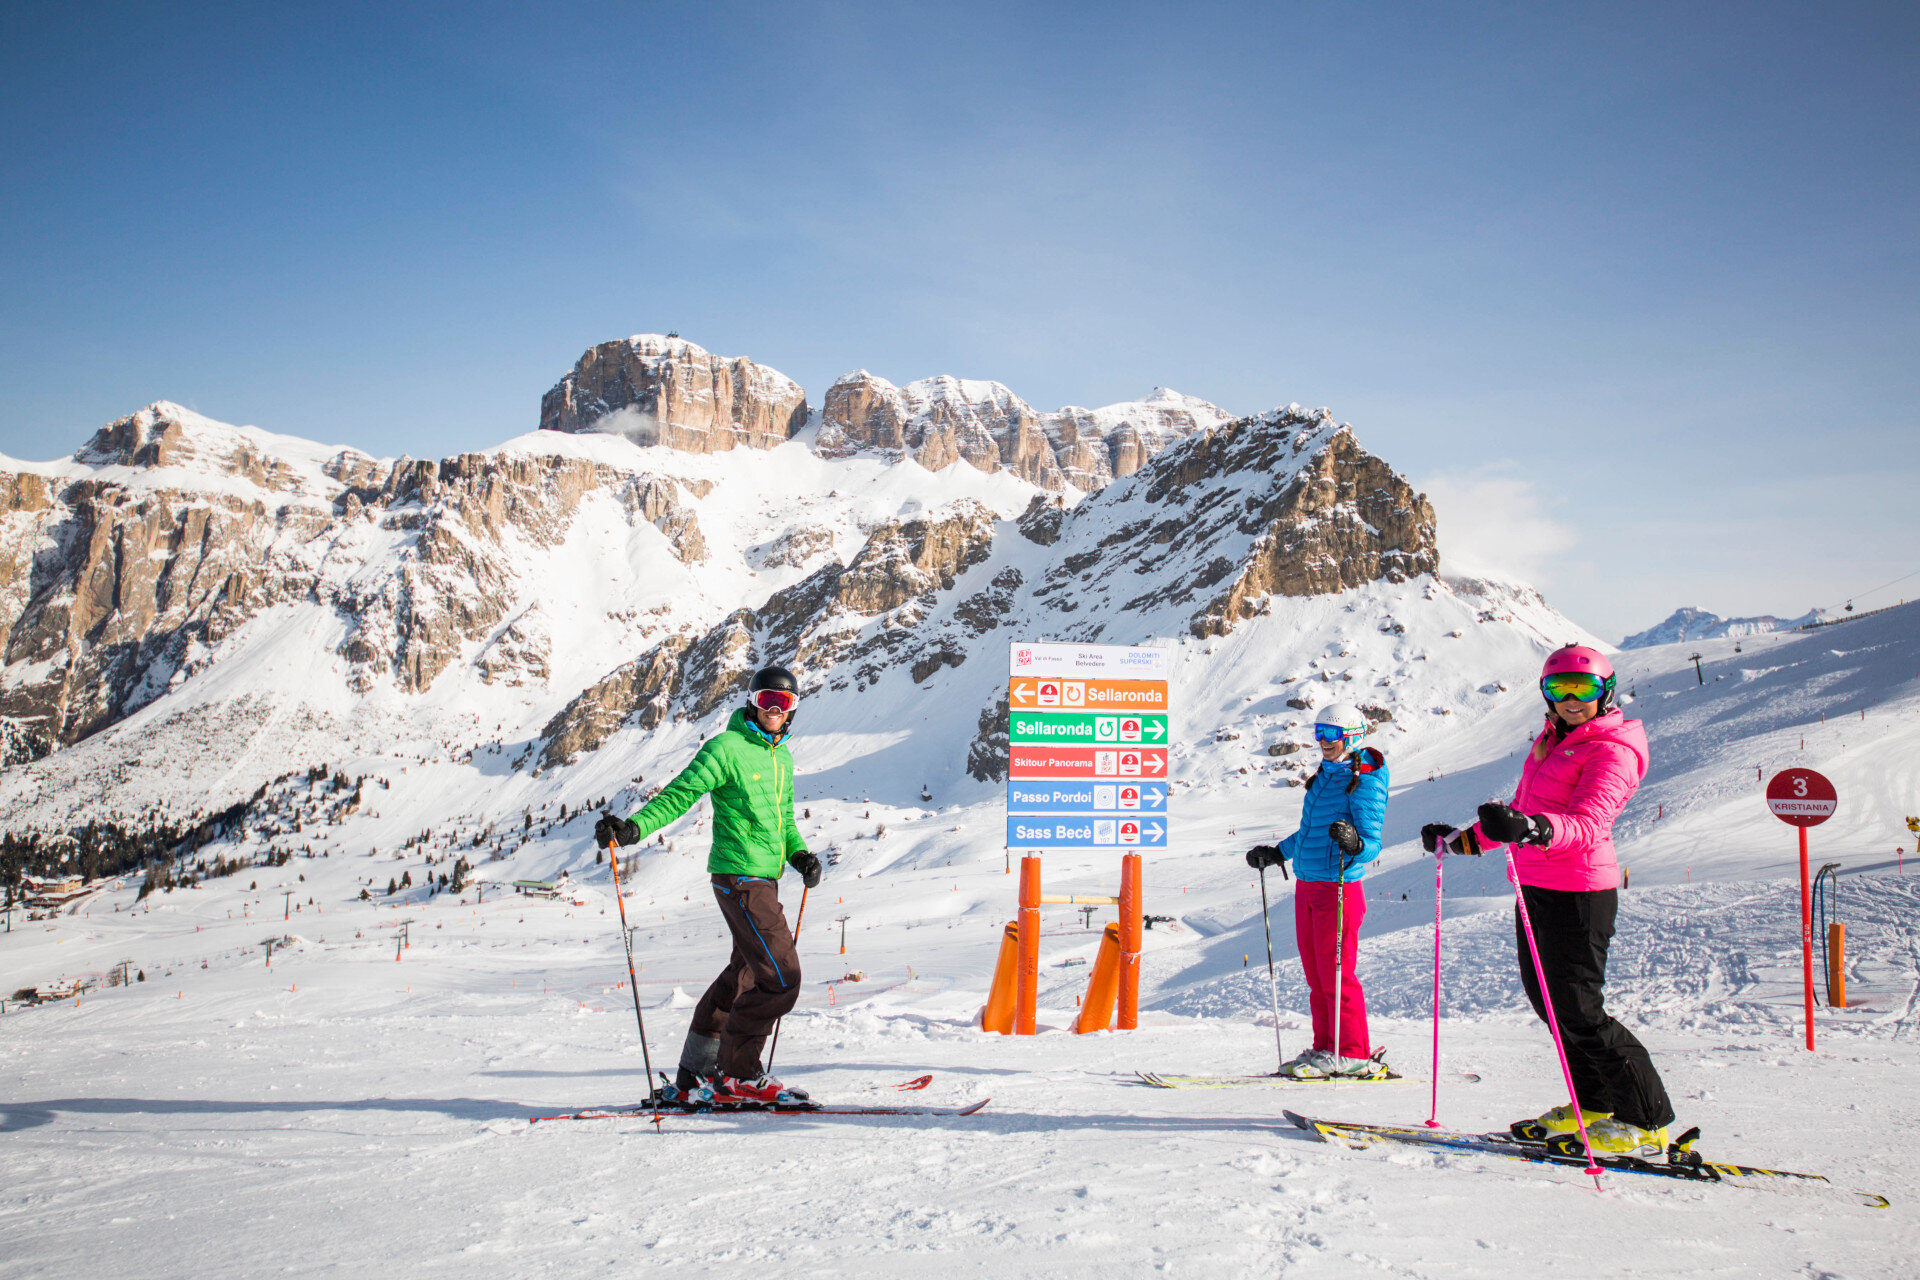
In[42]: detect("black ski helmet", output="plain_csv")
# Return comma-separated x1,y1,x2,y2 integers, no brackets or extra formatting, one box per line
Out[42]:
749,665,799,698
747,665,800,730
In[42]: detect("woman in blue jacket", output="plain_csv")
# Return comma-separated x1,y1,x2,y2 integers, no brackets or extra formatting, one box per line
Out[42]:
1247,702,1390,1079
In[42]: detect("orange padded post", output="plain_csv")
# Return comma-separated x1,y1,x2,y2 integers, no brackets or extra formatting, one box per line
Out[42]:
1017,856,1041,1035
1075,924,1123,1033
981,922,1020,1033
1827,922,1847,1007
1117,853,1142,1030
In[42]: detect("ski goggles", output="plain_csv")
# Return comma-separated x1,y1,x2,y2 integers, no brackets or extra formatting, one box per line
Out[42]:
1313,722,1360,743
751,688,798,714
1540,672,1607,703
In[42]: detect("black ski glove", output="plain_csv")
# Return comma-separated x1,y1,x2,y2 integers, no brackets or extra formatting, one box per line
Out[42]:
1245,844,1288,876
1328,821,1362,857
1445,826,1484,856
1420,822,1454,854
789,850,822,888
595,813,640,848
1477,802,1553,848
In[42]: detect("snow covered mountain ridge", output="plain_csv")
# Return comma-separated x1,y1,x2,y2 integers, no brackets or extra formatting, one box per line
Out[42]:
1621,605,1835,649
0,333,1605,856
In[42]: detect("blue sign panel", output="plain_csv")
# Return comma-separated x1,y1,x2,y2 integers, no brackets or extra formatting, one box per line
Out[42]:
1005,781,1169,814
1005,815,1169,849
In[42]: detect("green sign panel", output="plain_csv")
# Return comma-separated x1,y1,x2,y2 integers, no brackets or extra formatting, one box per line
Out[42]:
1008,711,1168,745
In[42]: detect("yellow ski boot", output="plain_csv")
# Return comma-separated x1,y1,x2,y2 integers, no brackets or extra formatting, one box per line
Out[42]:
1547,1118,1670,1159
1510,1104,1612,1143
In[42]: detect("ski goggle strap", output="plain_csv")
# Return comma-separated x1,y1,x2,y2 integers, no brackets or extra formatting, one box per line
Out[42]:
751,688,797,713
1313,722,1362,743
1540,672,1608,703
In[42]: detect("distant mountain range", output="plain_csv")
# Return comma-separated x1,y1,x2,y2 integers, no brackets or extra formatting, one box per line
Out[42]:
1620,605,1833,649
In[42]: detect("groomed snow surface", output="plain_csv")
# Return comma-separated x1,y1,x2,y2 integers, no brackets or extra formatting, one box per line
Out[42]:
5,606,1920,1277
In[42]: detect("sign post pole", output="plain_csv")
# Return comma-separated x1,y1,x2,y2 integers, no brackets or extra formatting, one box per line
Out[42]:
1016,856,1041,1035
1798,824,1814,1051
1766,766,1837,1054
1117,853,1142,1030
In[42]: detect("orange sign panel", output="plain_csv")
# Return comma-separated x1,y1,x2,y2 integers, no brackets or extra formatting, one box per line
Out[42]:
1008,678,1168,712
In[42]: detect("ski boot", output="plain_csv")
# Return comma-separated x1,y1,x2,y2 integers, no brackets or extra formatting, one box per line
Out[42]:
1546,1118,1669,1159
714,1074,811,1106
1276,1049,1335,1079
1325,1047,1393,1080
647,1067,711,1108
1510,1104,1611,1143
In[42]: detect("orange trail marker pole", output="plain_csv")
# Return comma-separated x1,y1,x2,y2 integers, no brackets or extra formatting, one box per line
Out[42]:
605,841,661,1127
1827,922,1847,1007
1016,857,1041,1034
1118,853,1142,1030
982,923,1019,1033
1075,925,1123,1033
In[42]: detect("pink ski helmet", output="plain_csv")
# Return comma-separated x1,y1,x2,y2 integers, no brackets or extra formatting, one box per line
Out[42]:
1540,644,1617,712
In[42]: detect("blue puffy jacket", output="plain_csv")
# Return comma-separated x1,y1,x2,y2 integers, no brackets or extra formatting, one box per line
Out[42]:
1279,747,1389,883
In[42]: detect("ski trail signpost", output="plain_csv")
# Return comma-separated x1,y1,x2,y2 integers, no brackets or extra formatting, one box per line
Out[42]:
1002,641,1172,1036
1767,766,1838,1052
1006,643,1172,851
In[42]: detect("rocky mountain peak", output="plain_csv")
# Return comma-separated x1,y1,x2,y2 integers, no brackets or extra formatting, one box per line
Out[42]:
73,402,373,500
816,370,1227,493
538,334,809,452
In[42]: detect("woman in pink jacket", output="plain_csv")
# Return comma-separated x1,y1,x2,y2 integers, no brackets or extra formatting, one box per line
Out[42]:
1422,645,1674,1157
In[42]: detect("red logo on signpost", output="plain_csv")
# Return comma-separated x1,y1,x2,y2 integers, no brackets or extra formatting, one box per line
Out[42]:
1766,768,1836,827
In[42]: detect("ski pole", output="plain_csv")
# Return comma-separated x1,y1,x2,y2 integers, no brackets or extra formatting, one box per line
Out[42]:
1508,850,1602,1185
765,885,809,1074
605,839,661,1127
1331,854,1349,1065
1258,865,1286,1073
1426,842,1444,1128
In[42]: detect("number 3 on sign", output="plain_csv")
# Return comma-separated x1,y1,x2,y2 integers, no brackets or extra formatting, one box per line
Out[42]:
1794,777,1808,797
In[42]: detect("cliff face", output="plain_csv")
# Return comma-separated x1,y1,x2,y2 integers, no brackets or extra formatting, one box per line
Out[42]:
0,357,1436,807
539,335,809,451
815,373,1228,492
0,402,714,745
535,403,1438,773
537,501,1000,768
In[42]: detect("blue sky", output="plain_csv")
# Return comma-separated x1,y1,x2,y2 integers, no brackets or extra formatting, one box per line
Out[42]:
3,2,1915,640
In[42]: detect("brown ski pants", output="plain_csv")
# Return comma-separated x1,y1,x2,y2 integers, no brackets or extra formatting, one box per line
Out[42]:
691,874,801,1079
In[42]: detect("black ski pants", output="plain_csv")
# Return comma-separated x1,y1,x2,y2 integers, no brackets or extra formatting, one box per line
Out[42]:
691,875,801,1079
1515,885,1674,1130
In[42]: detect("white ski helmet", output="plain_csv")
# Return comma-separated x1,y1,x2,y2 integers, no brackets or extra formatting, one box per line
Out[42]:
1314,701,1369,739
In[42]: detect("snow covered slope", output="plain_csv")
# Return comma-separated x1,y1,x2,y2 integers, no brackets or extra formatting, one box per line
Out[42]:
4,370,1918,1277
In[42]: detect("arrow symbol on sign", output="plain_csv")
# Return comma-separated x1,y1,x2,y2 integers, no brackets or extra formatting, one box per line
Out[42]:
1012,680,1036,706
1145,754,1165,775
1146,789,1164,808
1146,823,1164,841
1147,721,1165,741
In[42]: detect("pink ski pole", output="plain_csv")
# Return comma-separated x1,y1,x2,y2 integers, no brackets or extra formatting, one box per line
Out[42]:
1508,849,1603,1185
1425,843,1444,1128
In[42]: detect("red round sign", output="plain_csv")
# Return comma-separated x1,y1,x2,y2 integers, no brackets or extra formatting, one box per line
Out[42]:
1766,768,1837,827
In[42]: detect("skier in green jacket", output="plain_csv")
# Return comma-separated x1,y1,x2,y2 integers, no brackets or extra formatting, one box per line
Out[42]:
596,665,822,1105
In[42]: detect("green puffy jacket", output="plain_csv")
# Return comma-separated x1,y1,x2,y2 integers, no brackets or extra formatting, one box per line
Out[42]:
624,707,807,878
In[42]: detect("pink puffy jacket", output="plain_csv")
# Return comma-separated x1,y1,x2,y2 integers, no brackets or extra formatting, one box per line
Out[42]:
1473,709,1649,891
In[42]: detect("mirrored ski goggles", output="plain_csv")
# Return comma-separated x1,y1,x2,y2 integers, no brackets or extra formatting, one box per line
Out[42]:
1313,722,1359,743
1540,672,1607,703
751,688,798,713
